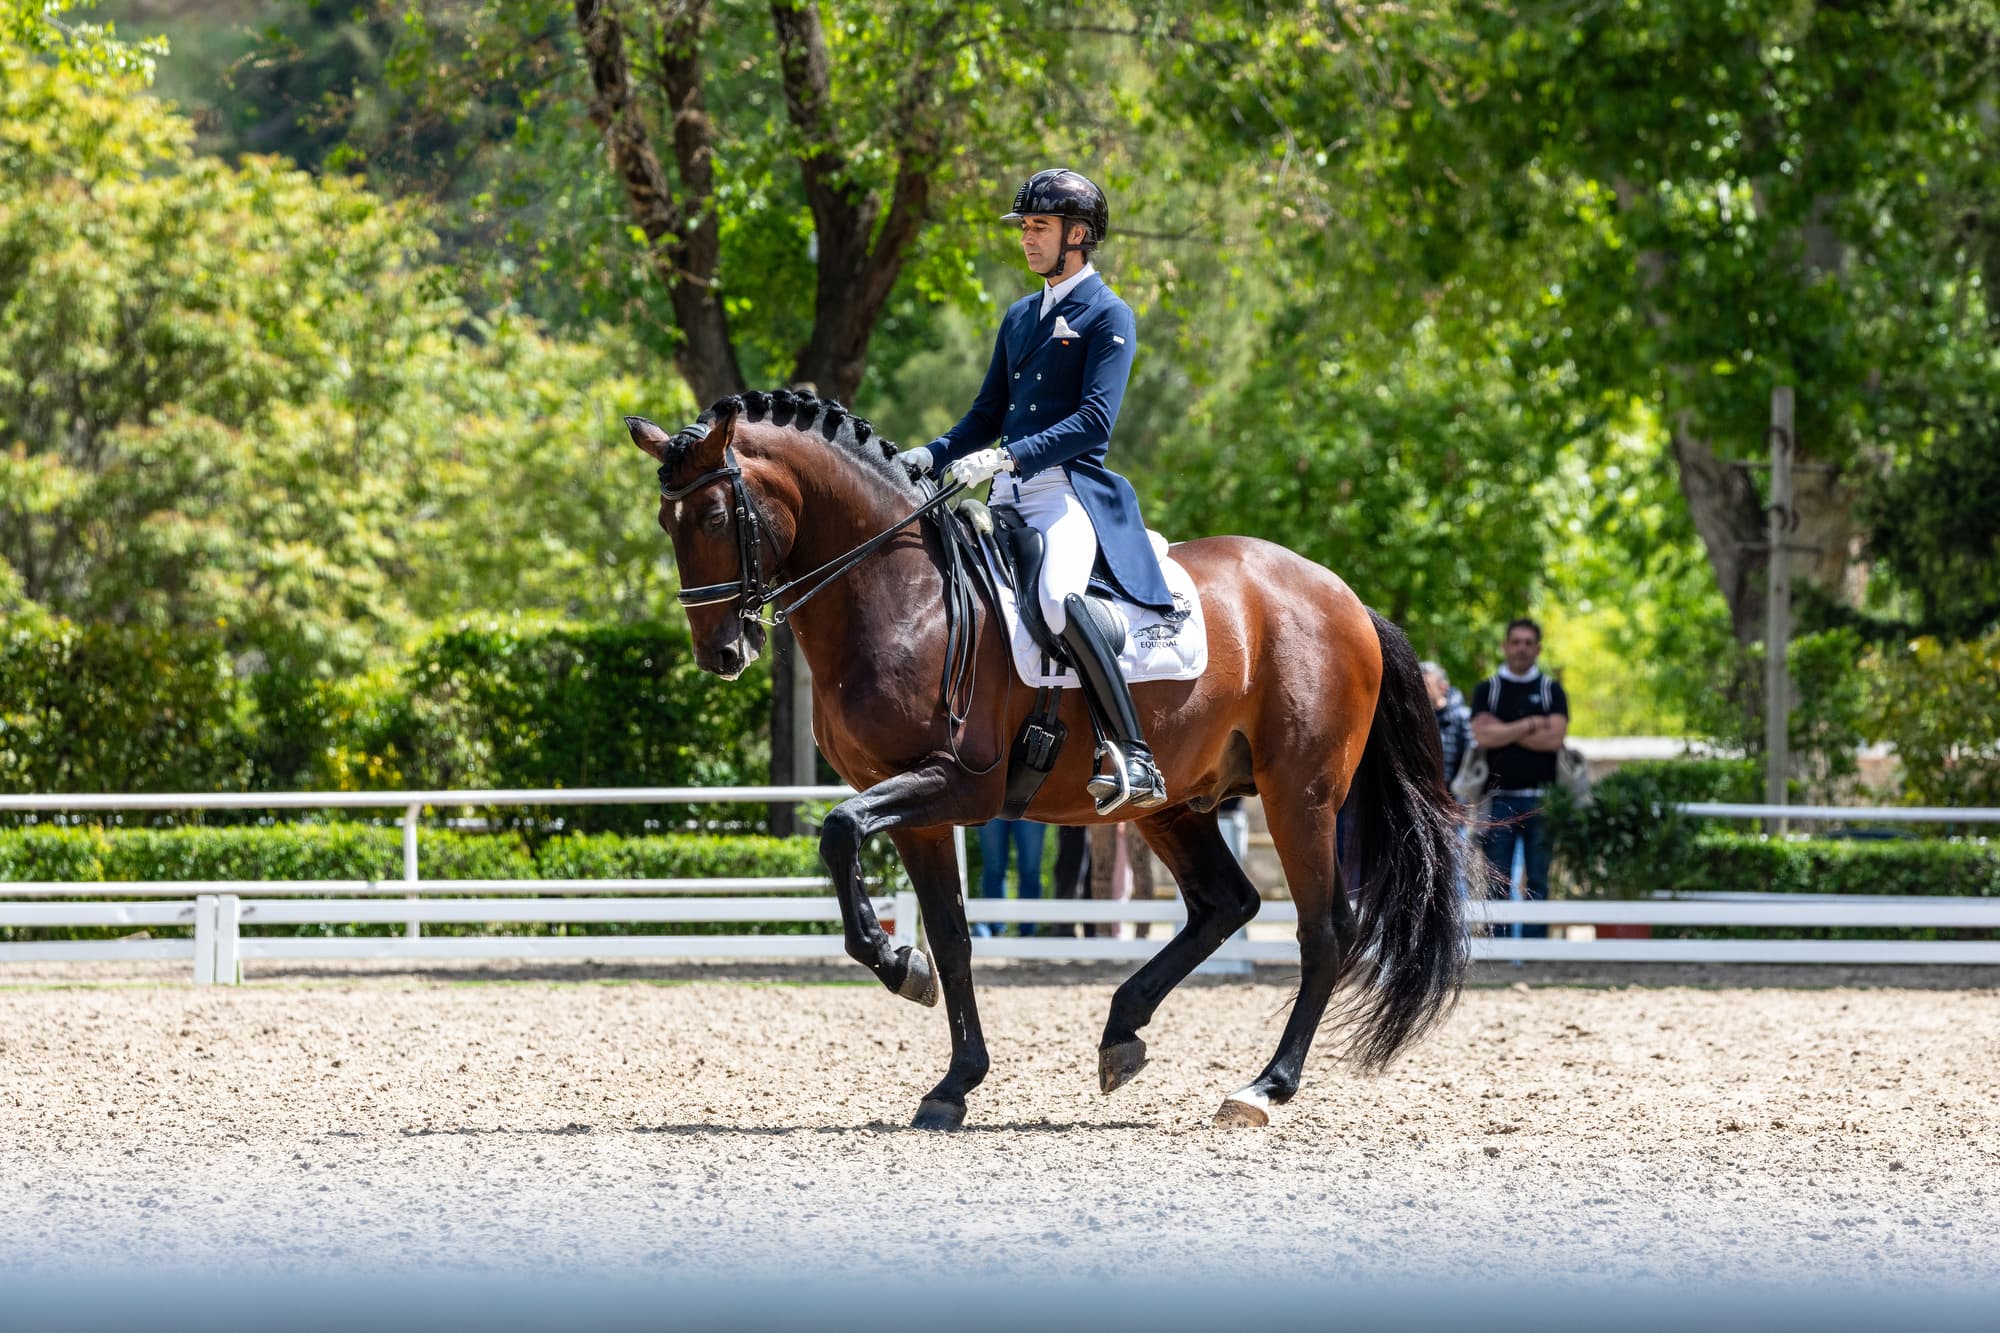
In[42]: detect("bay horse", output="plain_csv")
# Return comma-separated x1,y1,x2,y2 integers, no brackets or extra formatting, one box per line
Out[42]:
627,389,1465,1129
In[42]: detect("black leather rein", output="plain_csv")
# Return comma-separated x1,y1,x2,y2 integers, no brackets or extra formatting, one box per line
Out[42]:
660,442,964,627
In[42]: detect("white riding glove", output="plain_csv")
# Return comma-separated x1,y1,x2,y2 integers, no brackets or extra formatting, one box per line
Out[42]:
946,447,1017,489
894,445,934,480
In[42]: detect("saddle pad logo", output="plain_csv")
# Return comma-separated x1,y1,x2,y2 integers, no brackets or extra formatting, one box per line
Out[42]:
1134,593,1195,646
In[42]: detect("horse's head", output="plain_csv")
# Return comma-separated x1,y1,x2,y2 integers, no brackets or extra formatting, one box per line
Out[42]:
627,407,782,679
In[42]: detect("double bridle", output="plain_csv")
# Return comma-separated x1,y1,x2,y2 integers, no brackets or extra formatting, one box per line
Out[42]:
659,429,996,772
660,434,964,627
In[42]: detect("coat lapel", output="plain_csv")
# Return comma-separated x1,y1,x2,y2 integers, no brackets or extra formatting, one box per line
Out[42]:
1016,274,1104,370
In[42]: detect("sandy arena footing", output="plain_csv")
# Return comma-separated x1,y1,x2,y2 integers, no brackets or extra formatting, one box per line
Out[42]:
2,959,1996,1285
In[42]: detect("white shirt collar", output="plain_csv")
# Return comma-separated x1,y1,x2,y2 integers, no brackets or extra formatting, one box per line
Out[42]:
1495,665,1543,683
1040,261,1096,317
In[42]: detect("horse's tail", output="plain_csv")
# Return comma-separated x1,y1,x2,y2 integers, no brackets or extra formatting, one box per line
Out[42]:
1343,608,1469,1070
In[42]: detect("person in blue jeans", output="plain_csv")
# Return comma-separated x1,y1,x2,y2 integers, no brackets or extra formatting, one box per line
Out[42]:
976,818,1047,938
1469,618,1568,940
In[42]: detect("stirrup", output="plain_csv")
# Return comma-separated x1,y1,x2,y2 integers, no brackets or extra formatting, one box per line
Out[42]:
1086,741,1168,816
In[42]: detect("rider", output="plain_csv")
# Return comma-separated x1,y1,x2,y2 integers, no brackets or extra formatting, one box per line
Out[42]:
897,169,1175,815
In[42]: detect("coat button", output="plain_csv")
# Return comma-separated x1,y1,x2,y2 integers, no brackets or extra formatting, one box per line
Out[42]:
1036,374,1042,381
1030,404,1037,412
1013,372,1020,379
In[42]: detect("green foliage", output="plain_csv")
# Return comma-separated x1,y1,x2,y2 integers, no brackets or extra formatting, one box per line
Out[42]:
0,822,834,940
1861,629,2000,811
0,615,769,822
534,831,820,880
1669,629,1874,800
0,619,248,796
1551,756,2000,910
1670,833,2000,901
1,10,684,675
0,822,532,883
1546,758,1761,900
344,618,771,832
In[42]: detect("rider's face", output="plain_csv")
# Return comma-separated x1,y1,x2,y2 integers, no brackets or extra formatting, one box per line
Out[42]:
1019,215,1081,274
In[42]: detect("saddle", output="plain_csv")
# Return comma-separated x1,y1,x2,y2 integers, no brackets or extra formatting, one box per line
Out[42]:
947,500,1084,818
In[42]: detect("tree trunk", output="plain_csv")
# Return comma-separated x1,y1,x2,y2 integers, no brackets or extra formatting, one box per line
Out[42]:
1671,422,1769,644
574,0,744,405
1674,417,1862,645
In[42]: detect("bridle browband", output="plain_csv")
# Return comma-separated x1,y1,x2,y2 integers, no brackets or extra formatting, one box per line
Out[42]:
659,430,964,627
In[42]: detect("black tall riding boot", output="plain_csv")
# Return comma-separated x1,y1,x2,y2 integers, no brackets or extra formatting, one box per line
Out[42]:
1058,593,1168,815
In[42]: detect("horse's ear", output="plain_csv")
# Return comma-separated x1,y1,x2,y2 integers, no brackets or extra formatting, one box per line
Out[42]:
625,416,672,462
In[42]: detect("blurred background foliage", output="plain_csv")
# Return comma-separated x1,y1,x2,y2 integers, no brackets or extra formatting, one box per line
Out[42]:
3,0,1998,816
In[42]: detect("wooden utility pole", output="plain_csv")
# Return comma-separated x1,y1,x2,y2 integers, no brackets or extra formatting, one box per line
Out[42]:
1765,387,1794,832
791,642,816,787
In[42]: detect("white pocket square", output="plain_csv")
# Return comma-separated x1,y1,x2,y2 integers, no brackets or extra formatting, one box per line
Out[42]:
1050,316,1080,340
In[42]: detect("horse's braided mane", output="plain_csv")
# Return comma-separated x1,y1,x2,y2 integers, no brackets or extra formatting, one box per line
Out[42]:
662,388,912,494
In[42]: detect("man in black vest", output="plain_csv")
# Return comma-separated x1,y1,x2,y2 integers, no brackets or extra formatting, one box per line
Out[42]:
1469,618,1568,939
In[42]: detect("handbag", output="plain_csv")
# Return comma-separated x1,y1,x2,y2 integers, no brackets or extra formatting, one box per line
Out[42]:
1556,744,1592,805
1449,745,1488,805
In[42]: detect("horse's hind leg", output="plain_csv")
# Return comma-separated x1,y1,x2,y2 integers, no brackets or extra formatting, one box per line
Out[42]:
1215,776,1358,1127
1097,805,1263,1094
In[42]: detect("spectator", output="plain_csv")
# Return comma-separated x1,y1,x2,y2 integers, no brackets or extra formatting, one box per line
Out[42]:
1468,618,1568,940
1421,660,1473,791
1050,825,1090,939
976,818,1047,938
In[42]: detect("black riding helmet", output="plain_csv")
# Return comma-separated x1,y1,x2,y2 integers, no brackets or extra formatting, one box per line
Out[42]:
1001,169,1109,278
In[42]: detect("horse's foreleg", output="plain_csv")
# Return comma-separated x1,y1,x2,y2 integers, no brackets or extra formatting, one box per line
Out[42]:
887,827,989,1130
1097,806,1263,1095
817,764,967,1006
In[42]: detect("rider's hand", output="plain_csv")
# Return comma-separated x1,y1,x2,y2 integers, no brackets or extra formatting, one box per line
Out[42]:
946,447,1017,489
895,445,935,480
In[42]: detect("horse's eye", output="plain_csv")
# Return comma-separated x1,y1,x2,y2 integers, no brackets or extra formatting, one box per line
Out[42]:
701,508,727,534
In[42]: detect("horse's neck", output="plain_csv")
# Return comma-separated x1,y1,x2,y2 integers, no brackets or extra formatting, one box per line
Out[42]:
773,452,946,684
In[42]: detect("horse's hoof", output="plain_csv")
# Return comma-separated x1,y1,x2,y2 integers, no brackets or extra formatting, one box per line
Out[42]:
1213,1097,1271,1128
894,946,939,1007
911,1098,966,1131
1098,1038,1149,1094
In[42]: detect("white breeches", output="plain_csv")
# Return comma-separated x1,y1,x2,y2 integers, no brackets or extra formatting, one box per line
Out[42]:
994,468,1098,635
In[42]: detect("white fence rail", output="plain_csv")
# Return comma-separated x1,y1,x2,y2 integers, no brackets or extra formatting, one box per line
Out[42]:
2,788,1997,981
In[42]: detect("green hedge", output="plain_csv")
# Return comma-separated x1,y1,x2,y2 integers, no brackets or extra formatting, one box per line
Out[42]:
0,824,532,883
1542,757,2000,940
0,621,250,796
1,617,773,835
1670,832,2000,898
1651,833,2000,942
0,825,837,942
1546,757,1761,898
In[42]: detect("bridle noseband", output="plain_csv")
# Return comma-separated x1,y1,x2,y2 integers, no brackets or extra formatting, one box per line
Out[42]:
661,439,768,614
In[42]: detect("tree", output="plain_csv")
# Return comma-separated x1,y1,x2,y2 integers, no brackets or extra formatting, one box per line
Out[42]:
1,5,683,672
1145,0,2000,647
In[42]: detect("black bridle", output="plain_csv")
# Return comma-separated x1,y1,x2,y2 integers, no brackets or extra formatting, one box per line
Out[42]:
660,439,964,627
660,433,997,773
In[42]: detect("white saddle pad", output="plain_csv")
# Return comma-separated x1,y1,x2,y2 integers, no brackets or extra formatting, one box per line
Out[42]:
979,529,1208,688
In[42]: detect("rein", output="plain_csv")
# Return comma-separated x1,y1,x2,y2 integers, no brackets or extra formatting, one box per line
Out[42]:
660,437,999,774
664,436,1000,768
661,441,963,626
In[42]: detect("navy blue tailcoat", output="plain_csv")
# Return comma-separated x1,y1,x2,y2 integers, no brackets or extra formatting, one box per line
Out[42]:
928,273,1174,613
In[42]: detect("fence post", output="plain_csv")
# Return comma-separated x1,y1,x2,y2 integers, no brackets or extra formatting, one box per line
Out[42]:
891,889,920,953
403,801,422,940
217,893,241,985
194,895,217,985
